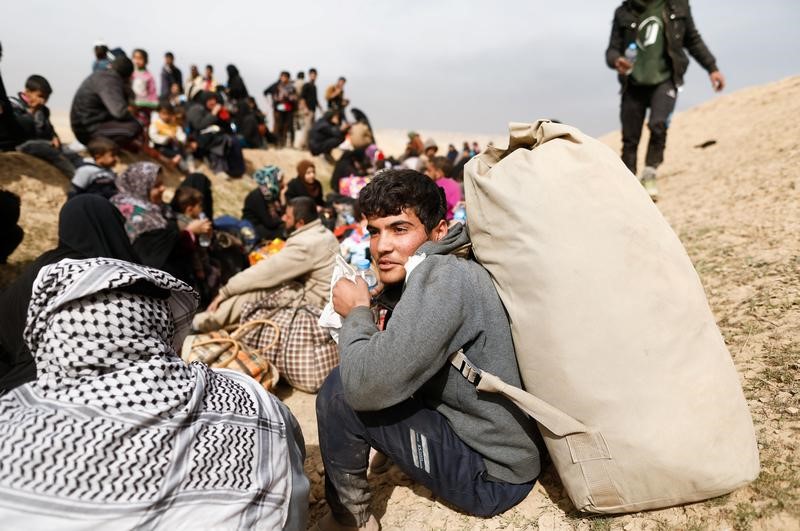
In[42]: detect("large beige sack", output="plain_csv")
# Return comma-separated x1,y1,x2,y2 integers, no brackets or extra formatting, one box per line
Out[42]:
462,120,759,513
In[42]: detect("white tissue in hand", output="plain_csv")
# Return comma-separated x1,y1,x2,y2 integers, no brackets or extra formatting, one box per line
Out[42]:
318,254,357,343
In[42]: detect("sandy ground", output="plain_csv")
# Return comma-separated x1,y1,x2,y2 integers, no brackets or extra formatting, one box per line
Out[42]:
1,76,799,530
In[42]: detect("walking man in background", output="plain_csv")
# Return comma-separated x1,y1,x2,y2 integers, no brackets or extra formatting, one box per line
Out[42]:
606,0,724,200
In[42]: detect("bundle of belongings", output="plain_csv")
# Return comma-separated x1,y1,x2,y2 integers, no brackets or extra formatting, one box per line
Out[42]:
460,120,759,513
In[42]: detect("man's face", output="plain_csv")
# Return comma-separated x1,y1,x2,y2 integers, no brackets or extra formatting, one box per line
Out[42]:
309,71,317,81
24,89,47,110
280,73,290,84
205,96,218,111
165,55,173,66
337,79,346,89
367,208,442,286
282,206,296,232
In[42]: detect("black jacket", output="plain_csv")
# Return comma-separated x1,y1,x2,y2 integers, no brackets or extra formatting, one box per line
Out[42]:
242,189,284,242
605,0,718,88
308,117,344,156
70,69,133,139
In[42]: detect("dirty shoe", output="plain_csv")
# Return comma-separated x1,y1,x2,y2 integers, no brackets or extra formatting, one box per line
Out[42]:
368,449,392,474
640,165,659,201
315,512,380,531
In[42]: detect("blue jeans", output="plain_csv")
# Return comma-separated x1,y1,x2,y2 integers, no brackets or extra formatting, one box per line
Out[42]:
316,368,534,527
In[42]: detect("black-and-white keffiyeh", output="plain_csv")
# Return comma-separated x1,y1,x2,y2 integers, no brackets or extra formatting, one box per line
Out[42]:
0,258,307,530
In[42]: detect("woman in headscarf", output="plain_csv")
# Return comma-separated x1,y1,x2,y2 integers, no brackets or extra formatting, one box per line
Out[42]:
242,165,285,242
0,195,140,392
225,64,249,102
0,258,309,529
285,160,324,207
110,161,211,283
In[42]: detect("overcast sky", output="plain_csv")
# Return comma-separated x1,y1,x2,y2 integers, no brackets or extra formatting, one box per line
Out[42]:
1,1,797,136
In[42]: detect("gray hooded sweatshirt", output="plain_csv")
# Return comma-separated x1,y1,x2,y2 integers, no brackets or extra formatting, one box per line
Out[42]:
338,223,542,484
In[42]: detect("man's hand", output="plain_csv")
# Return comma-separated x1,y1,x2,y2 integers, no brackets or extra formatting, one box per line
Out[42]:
614,57,633,75
709,71,725,92
206,293,224,313
333,277,371,318
51,137,61,149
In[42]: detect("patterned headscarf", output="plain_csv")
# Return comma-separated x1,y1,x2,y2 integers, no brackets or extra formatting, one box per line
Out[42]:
253,165,282,200
0,258,302,528
110,161,168,241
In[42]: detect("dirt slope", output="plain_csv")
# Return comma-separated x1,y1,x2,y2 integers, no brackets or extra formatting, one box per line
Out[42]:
1,76,798,530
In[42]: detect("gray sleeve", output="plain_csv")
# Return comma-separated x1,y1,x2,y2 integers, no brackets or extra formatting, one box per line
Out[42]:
338,260,466,411
97,77,131,119
71,166,97,189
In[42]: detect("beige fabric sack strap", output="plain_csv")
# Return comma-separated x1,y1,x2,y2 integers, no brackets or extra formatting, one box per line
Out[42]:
449,350,588,436
449,350,623,507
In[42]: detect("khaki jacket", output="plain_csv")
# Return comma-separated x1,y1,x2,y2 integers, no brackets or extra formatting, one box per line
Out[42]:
219,219,339,307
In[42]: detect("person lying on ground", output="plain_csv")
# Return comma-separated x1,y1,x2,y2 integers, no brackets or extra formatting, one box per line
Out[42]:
69,136,119,199
194,196,339,332
286,160,325,207
0,195,140,393
0,257,309,530
242,165,286,242
316,169,543,530
70,55,143,147
110,161,211,284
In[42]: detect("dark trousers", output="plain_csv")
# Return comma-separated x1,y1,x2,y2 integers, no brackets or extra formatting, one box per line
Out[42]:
316,368,534,527
620,79,677,174
274,111,294,147
76,119,143,147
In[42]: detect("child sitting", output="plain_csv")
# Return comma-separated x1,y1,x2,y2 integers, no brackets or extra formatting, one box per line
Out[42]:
10,75,80,177
172,186,219,304
69,137,118,199
149,103,191,171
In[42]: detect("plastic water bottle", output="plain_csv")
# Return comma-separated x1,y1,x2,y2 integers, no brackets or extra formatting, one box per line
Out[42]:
198,212,211,248
624,43,638,75
453,204,467,224
356,259,377,291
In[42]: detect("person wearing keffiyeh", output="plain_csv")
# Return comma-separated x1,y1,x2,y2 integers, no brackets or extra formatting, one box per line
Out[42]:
0,258,309,530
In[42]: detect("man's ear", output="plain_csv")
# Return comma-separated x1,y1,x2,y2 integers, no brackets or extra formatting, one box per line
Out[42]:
430,219,449,242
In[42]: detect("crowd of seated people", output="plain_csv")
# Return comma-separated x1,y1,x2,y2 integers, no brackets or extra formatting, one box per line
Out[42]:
0,39,484,531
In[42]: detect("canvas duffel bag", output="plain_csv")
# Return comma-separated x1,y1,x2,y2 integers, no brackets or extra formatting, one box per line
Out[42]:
460,120,759,513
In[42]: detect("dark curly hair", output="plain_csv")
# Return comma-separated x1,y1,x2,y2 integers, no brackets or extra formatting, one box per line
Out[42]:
358,169,447,232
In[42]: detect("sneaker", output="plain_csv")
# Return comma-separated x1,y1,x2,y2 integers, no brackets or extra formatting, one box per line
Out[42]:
368,449,392,474
640,166,659,201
